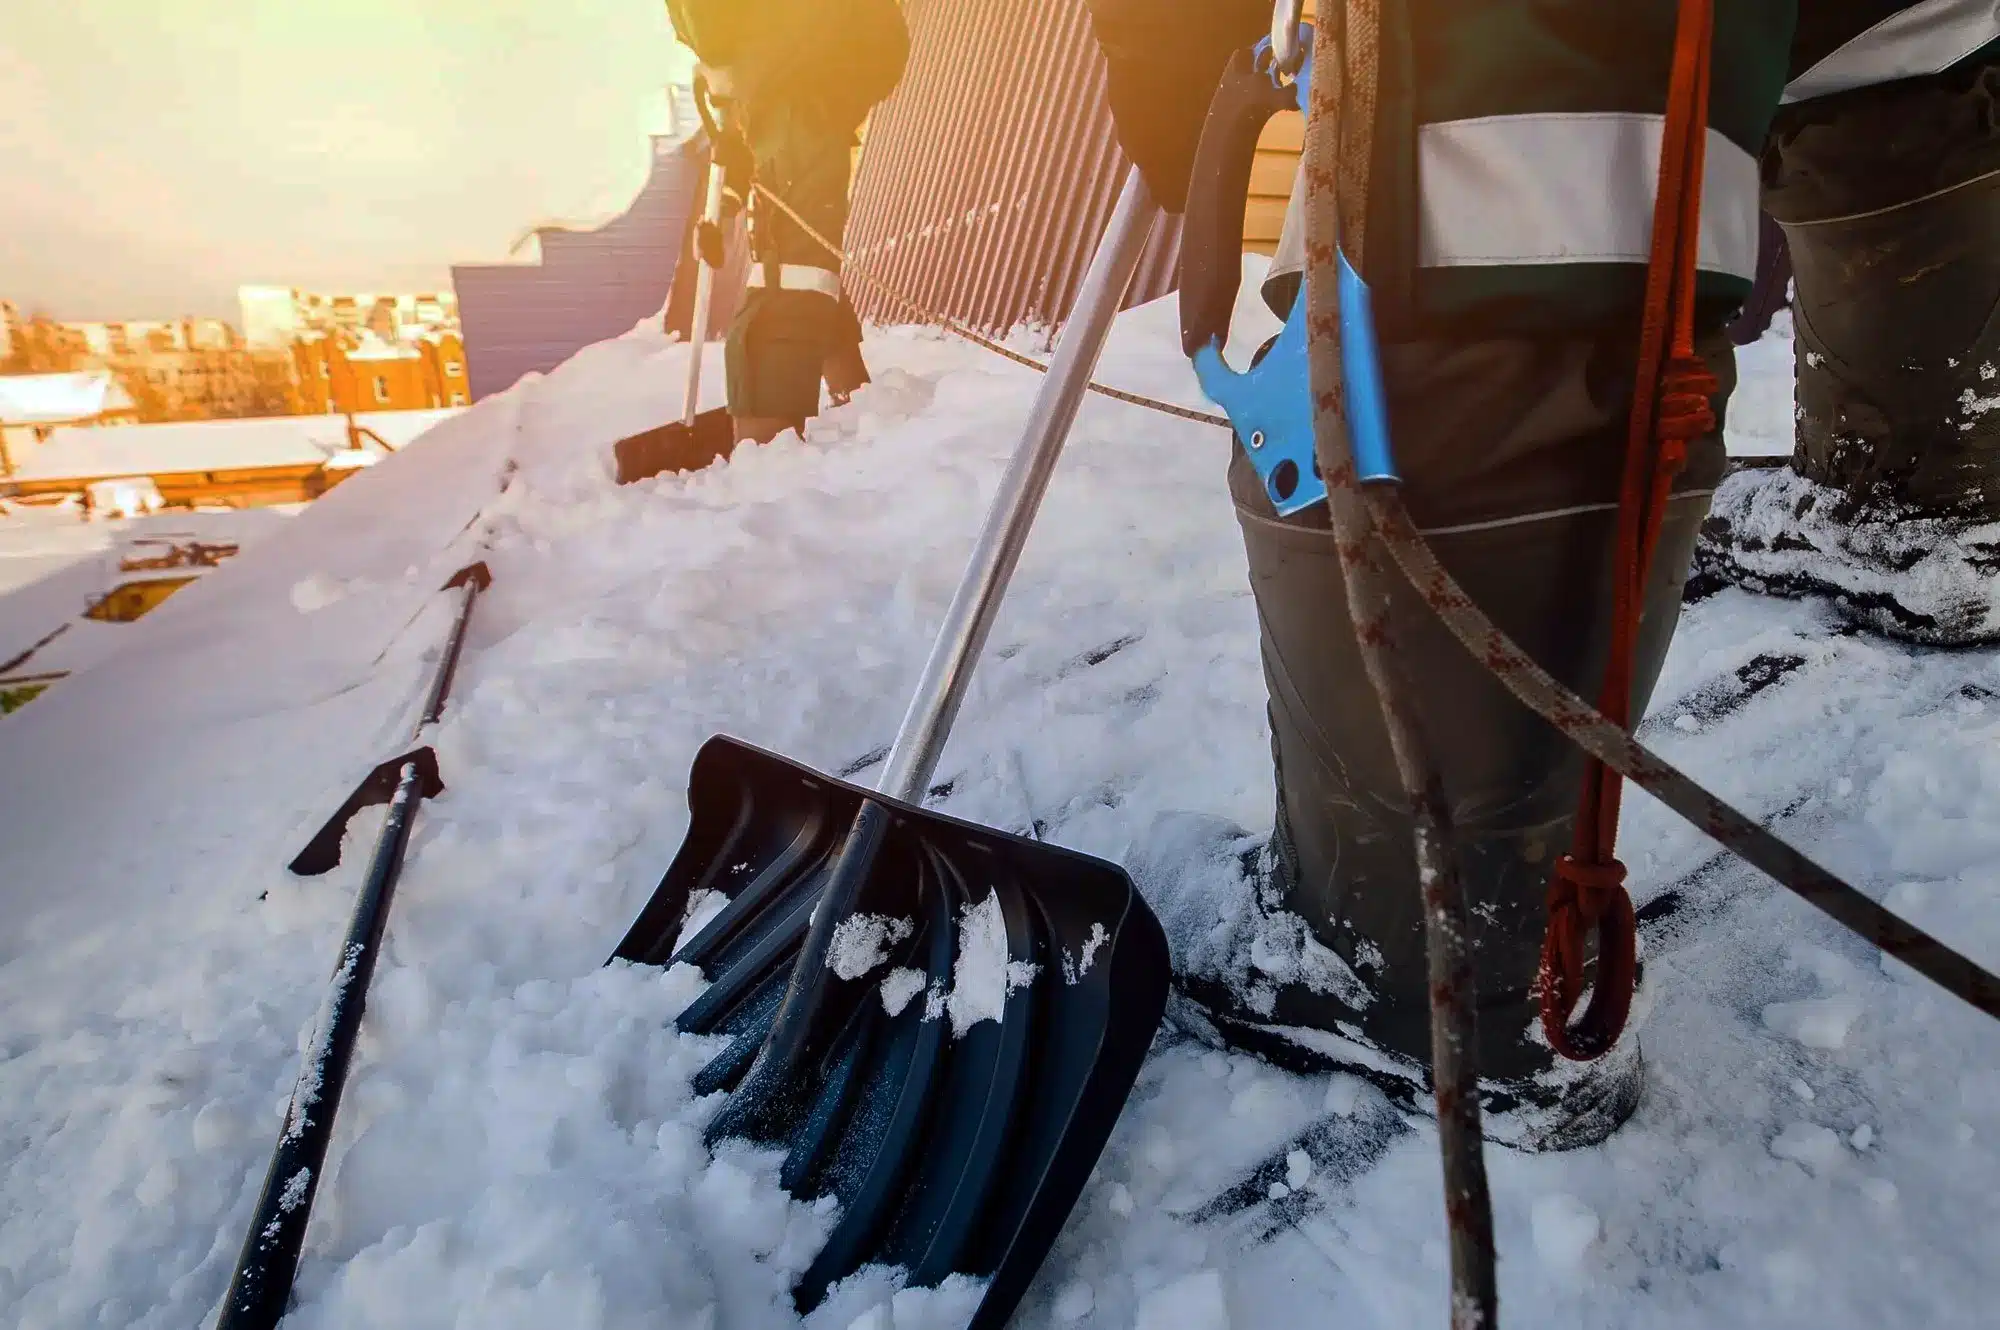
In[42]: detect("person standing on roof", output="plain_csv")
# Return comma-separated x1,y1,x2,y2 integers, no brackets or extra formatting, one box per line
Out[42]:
1086,0,2000,1151
664,0,910,446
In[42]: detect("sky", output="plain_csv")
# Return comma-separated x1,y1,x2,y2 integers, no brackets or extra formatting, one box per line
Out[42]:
0,2,696,323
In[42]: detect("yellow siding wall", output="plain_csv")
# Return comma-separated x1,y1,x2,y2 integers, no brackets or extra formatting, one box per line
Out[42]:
1245,0,1314,254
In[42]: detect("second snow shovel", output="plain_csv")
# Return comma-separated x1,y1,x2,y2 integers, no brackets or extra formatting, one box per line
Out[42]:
612,169,1171,1327
615,78,740,486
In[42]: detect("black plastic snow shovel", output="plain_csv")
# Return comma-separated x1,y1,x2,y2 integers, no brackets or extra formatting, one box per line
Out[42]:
215,559,489,1330
616,79,742,486
611,170,1172,1328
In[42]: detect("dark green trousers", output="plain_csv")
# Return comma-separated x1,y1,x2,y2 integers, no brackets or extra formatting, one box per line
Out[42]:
1767,55,2000,522
725,98,864,422
1230,328,1731,1087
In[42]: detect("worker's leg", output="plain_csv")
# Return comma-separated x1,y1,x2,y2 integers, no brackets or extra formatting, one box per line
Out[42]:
1138,328,1732,1151
1698,55,2000,643
726,101,864,442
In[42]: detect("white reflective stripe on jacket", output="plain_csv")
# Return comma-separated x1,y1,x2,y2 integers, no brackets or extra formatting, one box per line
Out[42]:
1265,112,1760,300
747,263,843,299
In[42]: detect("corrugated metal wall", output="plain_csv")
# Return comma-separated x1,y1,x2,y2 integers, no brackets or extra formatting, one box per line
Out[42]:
841,0,1183,335
1245,0,1316,254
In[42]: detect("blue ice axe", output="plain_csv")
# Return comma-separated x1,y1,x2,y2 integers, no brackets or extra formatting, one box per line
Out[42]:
1176,24,1397,515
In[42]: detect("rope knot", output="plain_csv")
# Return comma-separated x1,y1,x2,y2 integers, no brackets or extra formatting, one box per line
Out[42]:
1550,853,1628,922
1541,854,1639,1061
1656,355,1718,441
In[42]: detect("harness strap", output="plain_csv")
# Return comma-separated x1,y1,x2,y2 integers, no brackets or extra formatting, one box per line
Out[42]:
746,262,844,299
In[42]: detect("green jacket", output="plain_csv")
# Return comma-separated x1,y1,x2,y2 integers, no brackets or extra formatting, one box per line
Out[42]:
666,0,910,133
1388,0,1795,334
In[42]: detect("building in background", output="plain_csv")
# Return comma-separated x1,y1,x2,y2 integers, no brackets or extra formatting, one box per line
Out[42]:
238,286,459,350
2,313,296,423
293,330,469,414
2,408,458,511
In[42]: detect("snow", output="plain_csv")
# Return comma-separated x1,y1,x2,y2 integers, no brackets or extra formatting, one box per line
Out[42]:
1530,1193,1601,1271
1722,311,1796,459
943,891,1037,1037
7,408,459,484
1761,995,1864,1050
1062,920,1110,985
878,968,926,1016
825,913,914,982
1770,1122,1847,1177
1697,464,2000,644
0,267,1995,1330
0,505,298,682
1133,1269,1230,1330
0,370,132,425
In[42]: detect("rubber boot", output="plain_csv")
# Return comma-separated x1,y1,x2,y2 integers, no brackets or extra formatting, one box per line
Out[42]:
1697,57,2000,644
1134,329,1731,1152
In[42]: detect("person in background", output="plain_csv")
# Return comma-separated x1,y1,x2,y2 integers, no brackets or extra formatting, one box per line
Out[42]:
666,0,910,445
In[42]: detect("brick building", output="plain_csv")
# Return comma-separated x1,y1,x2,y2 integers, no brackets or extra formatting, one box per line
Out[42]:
239,286,459,350
293,331,469,414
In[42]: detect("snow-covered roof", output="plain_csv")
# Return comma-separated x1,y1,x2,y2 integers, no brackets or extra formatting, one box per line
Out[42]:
5,408,460,483
0,258,1989,1330
0,504,296,670
345,337,421,363
0,371,136,426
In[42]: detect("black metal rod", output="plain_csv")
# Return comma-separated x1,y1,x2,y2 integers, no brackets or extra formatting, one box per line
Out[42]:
216,565,487,1329
414,569,487,735
215,761,425,1330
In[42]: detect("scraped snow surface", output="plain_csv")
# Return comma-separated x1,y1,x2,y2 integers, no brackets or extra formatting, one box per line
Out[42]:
1,262,1996,1328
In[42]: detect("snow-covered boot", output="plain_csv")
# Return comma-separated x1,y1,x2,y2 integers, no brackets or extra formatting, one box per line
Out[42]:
1134,329,1730,1152
1696,58,2000,644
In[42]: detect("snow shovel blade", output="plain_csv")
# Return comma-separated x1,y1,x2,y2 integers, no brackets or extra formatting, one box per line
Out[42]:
613,407,736,485
613,735,1170,1326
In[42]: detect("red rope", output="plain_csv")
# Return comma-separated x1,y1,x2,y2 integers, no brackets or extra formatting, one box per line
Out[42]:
1540,0,1719,1061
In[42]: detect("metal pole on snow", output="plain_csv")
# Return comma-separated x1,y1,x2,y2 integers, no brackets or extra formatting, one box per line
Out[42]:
215,563,489,1330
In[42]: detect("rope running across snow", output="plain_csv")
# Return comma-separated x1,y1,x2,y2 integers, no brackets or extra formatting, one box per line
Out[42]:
750,182,1233,430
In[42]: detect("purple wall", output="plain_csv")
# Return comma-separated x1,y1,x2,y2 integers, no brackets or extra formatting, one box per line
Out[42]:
453,134,719,403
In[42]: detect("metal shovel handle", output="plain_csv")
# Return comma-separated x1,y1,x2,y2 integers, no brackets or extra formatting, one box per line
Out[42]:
680,165,728,427
680,76,733,427
878,168,1159,803
726,169,1161,1107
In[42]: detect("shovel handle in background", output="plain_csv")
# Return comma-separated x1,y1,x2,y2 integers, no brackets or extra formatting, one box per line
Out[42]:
708,167,1163,1136
215,560,490,1330
681,75,734,428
